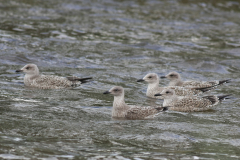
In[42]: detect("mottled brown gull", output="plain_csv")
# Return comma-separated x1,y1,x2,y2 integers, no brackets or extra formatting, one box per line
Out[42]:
161,71,230,88
103,86,168,120
137,73,213,99
16,64,92,89
154,89,231,112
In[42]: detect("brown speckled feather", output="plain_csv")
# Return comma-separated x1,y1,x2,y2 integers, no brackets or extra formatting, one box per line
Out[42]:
32,75,75,89
169,96,214,112
125,106,167,120
147,86,209,99
159,89,230,112
182,81,219,88
163,71,230,88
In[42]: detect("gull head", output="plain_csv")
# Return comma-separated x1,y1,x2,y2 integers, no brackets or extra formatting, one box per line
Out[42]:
154,89,175,99
103,86,124,97
161,71,181,81
137,73,159,84
16,64,39,76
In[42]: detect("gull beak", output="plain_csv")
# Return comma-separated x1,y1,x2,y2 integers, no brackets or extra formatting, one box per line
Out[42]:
16,69,23,73
137,79,145,82
103,91,111,94
154,93,162,97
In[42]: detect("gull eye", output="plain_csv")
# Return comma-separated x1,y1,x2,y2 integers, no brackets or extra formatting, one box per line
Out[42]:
170,74,174,77
114,89,119,92
26,67,30,70
166,91,170,94
148,76,152,78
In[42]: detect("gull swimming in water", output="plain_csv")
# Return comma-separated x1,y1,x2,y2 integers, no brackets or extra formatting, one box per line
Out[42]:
137,73,213,99
160,71,230,88
16,64,92,89
103,86,168,119
154,89,231,112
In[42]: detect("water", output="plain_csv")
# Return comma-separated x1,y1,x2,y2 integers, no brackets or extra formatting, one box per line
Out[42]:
0,0,240,159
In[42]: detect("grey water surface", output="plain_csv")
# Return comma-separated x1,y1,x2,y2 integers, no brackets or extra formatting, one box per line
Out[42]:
0,0,240,159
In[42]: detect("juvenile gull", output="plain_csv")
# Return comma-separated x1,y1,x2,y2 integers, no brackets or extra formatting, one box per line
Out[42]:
161,71,231,88
16,64,92,89
137,73,213,99
154,89,231,112
103,86,168,120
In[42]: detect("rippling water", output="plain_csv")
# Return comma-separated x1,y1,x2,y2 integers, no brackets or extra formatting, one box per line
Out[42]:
0,0,240,159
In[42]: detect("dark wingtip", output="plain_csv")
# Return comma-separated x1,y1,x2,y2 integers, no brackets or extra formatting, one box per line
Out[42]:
82,77,93,80
137,79,144,82
219,79,231,85
67,77,93,83
160,76,166,79
79,77,93,81
218,94,232,101
154,93,162,97
103,91,110,94
79,77,93,84
195,86,215,92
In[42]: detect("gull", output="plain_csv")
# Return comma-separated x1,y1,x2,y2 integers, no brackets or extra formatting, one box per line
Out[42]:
103,86,168,119
137,73,213,99
154,89,231,112
16,64,92,89
160,71,230,88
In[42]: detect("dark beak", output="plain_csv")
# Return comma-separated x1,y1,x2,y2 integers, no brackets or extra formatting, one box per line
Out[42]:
103,91,111,94
154,93,162,96
137,79,145,82
16,70,23,73
160,76,166,79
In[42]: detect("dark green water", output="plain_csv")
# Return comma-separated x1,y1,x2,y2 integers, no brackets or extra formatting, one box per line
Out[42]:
0,0,240,159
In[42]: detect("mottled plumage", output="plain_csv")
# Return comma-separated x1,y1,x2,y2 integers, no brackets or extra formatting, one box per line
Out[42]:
137,73,213,99
103,86,167,120
155,89,231,112
16,64,92,89
161,71,231,88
